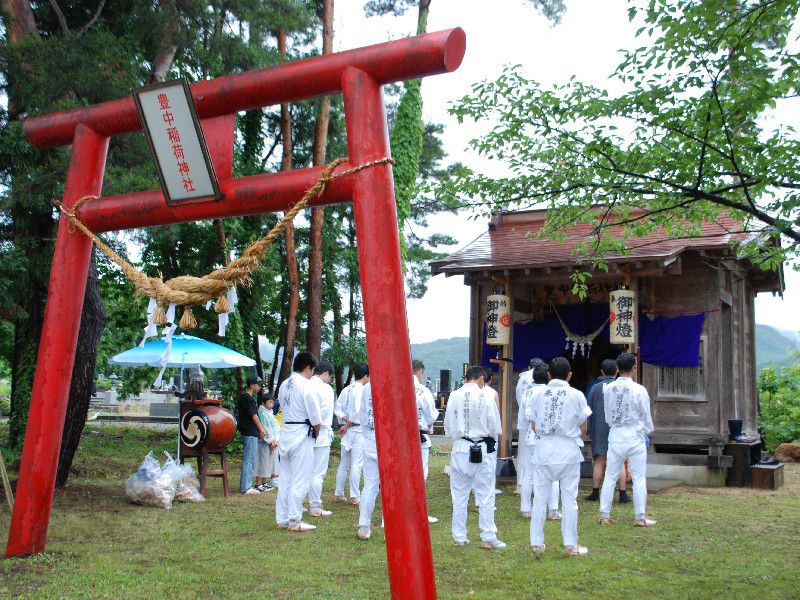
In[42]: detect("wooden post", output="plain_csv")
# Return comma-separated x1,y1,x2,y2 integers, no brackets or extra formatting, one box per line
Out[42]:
0,452,13,512
490,358,508,459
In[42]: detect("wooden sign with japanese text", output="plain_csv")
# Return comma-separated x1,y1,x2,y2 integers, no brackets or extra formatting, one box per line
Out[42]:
609,289,636,344
133,78,221,205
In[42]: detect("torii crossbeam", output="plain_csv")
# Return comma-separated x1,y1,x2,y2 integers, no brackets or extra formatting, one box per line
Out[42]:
6,28,466,600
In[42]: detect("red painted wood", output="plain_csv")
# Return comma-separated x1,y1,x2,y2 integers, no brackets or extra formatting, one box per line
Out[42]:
79,164,354,233
201,113,237,181
342,67,437,600
24,28,466,149
6,125,109,557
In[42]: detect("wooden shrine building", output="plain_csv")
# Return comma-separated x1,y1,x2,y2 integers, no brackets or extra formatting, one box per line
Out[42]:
431,208,783,482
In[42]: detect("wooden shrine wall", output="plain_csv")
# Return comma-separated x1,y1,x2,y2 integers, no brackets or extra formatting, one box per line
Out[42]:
466,252,760,448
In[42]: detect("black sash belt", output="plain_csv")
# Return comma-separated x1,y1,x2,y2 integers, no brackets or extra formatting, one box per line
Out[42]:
285,420,317,439
419,429,428,444
462,436,497,454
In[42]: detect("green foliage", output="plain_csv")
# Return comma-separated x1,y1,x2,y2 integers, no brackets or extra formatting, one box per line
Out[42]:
390,78,425,260
442,0,800,298
758,358,800,452
0,396,10,416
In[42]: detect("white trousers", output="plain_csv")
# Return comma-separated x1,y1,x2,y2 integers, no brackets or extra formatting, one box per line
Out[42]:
308,445,331,509
450,452,499,543
516,439,527,489
530,462,580,548
421,445,430,482
335,434,364,499
600,435,648,518
521,446,560,514
275,435,314,526
358,452,381,528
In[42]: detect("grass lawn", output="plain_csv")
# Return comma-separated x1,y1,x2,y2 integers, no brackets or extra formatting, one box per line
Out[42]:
1,423,799,599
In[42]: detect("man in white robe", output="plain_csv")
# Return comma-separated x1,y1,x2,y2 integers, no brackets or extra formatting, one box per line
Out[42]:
275,351,322,532
413,360,440,524
307,361,336,517
528,357,591,557
444,365,505,550
356,380,380,540
515,358,541,493
519,362,560,519
599,352,656,527
334,364,368,505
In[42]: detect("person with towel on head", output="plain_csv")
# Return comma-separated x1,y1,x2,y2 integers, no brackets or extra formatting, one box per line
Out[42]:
444,365,506,550
585,358,629,503
599,352,656,527
307,361,336,518
515,358,541,494
519,361,561,519
528,357,591,557
334,363,369,505
275,351,321,532
413,359,440,524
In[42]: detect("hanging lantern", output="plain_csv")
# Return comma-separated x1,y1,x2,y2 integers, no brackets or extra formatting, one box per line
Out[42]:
609,288,636,344
486,294,511,346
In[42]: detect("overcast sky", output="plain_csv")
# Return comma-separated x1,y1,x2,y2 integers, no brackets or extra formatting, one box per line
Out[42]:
335,0,800,344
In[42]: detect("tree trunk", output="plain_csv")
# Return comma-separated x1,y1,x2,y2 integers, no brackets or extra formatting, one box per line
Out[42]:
417,0,431,35
305,0,334,358
2,0,39,44
56,250,108,486
9,271,46,451
147,0,178,83
329,234,344,390
252,332,265,382
269,312,284,392
277,28,300,385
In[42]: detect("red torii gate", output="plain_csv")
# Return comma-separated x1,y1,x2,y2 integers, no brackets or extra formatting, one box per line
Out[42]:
6,28,466,599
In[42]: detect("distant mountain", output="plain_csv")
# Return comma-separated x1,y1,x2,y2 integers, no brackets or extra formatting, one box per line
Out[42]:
756,324,799,370
410,337,469,390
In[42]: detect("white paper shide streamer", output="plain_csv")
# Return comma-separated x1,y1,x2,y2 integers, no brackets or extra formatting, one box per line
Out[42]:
552,304,609,358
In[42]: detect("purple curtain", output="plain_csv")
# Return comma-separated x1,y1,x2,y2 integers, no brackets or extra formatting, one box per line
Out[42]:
510,304,610,368
639,313,705,367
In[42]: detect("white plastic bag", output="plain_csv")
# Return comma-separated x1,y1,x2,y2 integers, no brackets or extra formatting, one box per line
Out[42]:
162,452,205,503
125,451,176,509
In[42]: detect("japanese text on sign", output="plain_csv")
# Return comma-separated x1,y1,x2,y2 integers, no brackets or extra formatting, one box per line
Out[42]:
609,289,636,344
134,79,219,204
486,294,510,346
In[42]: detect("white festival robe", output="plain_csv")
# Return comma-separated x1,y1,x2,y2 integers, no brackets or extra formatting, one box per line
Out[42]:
307,375,335,509
334,380,365,500
599,376,654,519
275,372,322,526
357,382,381,528
415,375,439,481
519,383,559,514
515,369,534,488
527,379,590,548
444,382,502,543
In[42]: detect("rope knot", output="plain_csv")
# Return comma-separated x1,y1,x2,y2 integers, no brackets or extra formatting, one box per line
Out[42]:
53,156,393,317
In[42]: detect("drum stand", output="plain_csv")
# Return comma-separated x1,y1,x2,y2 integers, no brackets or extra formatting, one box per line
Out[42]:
181,448,230,497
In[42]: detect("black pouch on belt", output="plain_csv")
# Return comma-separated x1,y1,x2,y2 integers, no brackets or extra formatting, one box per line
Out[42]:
419,430,428,444
483,437,497,455
469,442,483,464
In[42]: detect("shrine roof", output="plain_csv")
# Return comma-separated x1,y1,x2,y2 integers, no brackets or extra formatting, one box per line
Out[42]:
430,207,761,276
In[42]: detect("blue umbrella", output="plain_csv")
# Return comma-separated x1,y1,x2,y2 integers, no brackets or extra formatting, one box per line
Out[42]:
110,333,255,369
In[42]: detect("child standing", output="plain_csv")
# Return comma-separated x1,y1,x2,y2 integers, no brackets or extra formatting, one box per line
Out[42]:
255,393,281,492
